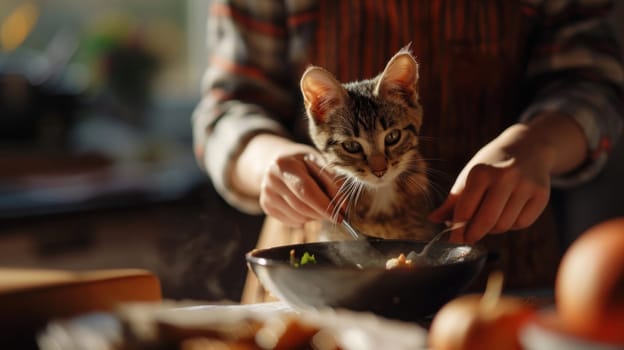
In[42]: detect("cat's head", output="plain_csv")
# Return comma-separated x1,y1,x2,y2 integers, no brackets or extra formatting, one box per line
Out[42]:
301,49,425,187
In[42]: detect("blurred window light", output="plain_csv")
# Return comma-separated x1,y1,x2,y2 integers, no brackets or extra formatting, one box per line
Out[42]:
1,2,39,52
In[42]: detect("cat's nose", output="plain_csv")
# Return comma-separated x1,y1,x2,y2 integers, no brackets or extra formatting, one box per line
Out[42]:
369,154,387,178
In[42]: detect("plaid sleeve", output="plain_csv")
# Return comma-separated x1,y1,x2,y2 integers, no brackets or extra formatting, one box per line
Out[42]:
192,0,298,214
520,0,624,187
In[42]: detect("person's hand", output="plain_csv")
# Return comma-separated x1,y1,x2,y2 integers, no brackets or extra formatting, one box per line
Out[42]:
429,123,554,243
259,145,343,228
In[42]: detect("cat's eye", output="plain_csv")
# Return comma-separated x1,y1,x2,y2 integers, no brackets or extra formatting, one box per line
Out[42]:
342,141,362,153
385,129,401,145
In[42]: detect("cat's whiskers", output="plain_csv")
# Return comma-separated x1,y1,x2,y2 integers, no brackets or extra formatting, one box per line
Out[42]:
321,162,374,212
343,178,361,211
399,157,454,202
314,161,350,222
328,177,356,222
351,180,365,215
401,176,436,210
329,175,367,226
328,192,345,223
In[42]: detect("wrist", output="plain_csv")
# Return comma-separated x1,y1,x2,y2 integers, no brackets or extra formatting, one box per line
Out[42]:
522,112,588,175
492,123,558,177
232,134,317,197
232,133,292,197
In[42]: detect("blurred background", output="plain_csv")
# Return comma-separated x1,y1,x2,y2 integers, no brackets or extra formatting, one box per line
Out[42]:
0,0,622,303
0,0,264,302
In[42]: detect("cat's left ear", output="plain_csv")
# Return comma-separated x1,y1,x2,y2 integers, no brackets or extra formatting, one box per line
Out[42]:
300,66,347,124
374,51,419,106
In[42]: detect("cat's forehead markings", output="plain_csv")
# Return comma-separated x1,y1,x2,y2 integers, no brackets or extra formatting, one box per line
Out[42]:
351,119,360,137
357,118,374,134
357,107,378,133
379,116,389,130
349,92,376,119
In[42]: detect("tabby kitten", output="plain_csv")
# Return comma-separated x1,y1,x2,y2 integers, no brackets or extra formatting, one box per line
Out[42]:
300,48,435,240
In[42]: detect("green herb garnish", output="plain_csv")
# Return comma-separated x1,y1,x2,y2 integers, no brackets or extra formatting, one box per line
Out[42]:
300,251,317,266
289,249,317,267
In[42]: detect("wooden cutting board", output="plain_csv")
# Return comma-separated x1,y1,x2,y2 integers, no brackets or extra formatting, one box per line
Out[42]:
0,268,162,347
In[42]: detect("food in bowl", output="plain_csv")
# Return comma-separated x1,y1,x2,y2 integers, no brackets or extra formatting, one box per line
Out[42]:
247,240,487,321
289,249,318,268
385,253,415,269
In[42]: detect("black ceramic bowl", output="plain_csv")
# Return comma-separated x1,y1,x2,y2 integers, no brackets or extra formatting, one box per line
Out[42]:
246,239,487,321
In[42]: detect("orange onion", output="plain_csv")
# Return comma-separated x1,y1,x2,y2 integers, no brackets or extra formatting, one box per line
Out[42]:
555,217,624,344
428,272,535,350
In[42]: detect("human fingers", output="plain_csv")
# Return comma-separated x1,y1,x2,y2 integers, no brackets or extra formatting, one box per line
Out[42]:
303,155,346,220
511,189,549,230
428,194,458,223
448,229,463,243
281,161,341,220
260,162,323,219
447,164,492,242
463,179,514,243
303,155,341,197
260,159,326,226
268,155,334,220
280,170,333,219
452,164,492,223
276,174,325,220
260,177,312,227
489,188,532,234
260,188,312,227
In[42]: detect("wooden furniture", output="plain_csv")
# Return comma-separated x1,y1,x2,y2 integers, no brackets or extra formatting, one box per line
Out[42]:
0,268,161,348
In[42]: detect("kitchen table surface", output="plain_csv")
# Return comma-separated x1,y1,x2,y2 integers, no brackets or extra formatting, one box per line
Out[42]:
36,289,555,350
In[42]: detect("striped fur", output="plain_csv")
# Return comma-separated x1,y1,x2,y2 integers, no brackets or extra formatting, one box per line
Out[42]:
302,50,435,239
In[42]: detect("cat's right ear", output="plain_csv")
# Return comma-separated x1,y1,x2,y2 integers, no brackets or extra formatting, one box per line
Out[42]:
374,52,419,107
300,66,346,124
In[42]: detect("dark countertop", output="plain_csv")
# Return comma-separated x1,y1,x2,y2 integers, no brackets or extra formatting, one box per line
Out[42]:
0,150,205,220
